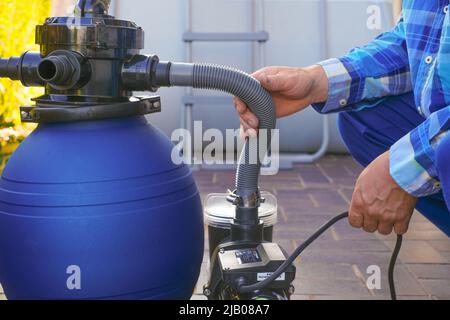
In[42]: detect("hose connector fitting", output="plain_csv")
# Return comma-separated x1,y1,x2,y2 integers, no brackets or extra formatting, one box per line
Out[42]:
0,52,44,87
37,50,91,90
121,54,172,92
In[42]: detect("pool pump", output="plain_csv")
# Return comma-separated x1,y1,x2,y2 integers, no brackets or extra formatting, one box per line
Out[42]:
0,0,295,300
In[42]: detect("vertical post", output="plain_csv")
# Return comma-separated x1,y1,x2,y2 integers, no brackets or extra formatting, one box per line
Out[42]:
251,0,266,71
279,0,331,165
307,0,330,162
317,0,329,62
258,0,266,70
184,0,195,165
251,0,257,71
392,0,402,21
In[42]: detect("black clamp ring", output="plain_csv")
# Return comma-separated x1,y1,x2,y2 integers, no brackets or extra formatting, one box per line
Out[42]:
20,96,161,123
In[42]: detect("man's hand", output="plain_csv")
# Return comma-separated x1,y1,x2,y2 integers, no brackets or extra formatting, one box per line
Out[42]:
349,151,417,235
234,65,328,137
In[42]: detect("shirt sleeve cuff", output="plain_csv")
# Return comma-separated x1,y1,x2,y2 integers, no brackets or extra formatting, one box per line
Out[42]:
389,133,441,198
311,58,354,114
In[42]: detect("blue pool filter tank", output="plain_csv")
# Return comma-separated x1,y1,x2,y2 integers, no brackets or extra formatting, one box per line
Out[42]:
0,117,204,299
0,0,276,299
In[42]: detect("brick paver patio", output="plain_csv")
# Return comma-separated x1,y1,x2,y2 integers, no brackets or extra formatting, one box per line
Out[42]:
192,155,450,300
0,155,449,300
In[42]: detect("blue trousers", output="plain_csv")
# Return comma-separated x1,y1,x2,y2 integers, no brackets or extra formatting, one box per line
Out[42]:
338,93,450,236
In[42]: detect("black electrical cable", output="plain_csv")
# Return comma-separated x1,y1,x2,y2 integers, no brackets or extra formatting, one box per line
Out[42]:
389,234,403,300
238,212,349,294
238,211,403,301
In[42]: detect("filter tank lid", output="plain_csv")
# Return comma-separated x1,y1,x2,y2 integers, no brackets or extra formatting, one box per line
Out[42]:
204,192,278,228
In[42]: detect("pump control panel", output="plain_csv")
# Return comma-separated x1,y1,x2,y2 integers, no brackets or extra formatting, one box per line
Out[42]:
204,242,296,300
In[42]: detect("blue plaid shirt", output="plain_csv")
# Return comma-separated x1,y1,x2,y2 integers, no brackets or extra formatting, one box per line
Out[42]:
313,0,450,198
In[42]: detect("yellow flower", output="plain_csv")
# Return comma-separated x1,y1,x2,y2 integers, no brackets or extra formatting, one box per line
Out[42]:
0,0,50,152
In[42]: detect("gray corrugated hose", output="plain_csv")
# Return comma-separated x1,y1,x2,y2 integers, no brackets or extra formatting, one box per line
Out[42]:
168,62,277,203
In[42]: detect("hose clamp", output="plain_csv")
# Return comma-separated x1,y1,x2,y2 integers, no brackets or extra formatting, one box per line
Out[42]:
226,189,265,208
